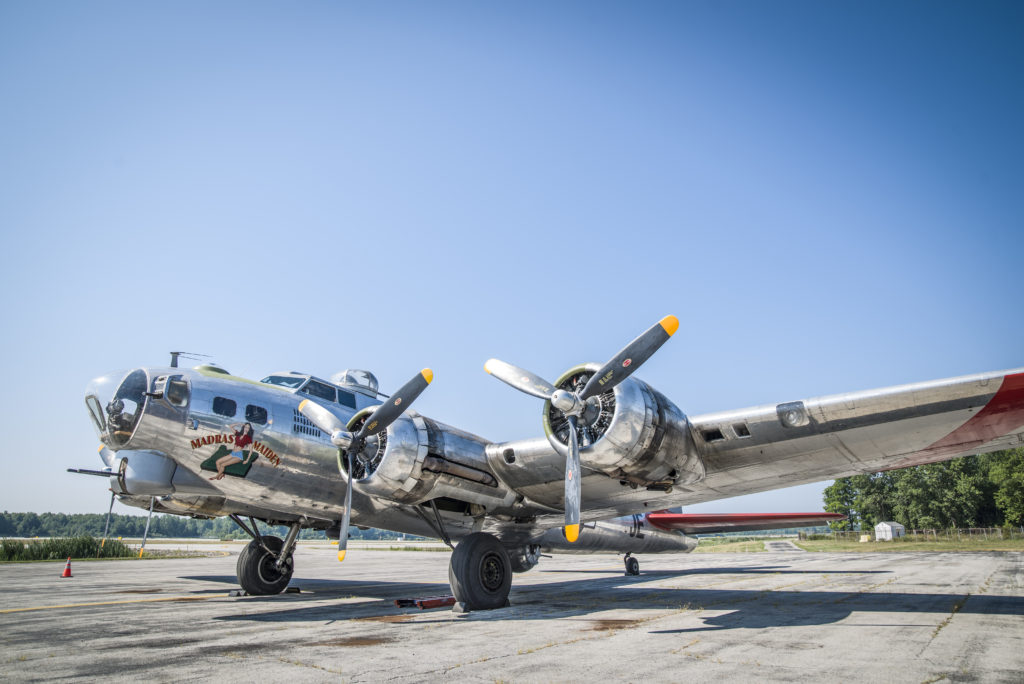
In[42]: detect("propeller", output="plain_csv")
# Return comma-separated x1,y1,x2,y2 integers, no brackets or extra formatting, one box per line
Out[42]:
298,368,433,562
485,315,679,542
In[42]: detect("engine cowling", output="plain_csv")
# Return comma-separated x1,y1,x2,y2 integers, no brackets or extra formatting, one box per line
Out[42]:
489,364,704,490
344,410,517,510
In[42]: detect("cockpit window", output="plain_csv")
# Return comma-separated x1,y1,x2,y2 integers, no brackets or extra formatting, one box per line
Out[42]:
336,389,356,409
261,375,306,389
300,379,336,402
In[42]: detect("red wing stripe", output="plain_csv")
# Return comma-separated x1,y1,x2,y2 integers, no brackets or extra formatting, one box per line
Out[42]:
893,372,1024,468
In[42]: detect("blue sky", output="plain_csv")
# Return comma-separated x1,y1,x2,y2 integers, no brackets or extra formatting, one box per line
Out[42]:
1,1,1021,516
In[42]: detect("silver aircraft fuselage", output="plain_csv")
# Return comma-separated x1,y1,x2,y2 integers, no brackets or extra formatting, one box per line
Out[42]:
83,364,697,555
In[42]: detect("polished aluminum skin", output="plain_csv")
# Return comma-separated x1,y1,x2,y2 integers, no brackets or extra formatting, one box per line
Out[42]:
83,360,1024,552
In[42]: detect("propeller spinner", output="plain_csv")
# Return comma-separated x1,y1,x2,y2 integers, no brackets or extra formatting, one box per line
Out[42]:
298,368,433,561
485,315,679,542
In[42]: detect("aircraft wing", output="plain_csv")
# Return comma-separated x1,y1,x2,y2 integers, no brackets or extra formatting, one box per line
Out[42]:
645,512,846,534
682,368,1024,504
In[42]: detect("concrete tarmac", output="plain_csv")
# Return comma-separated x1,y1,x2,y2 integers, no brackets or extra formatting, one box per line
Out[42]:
1,545,1022,682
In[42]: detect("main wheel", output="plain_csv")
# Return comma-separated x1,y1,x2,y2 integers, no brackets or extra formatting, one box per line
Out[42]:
237,535,293,595
448,533,512,611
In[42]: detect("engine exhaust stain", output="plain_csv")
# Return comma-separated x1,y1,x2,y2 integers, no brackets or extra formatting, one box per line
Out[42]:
589,619,644,631
355,614,415,624
313,636,396,647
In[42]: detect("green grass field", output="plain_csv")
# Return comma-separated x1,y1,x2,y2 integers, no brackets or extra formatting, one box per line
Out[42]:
795,537,1024,553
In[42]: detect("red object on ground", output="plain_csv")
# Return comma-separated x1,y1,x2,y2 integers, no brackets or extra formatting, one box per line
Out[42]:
394,595,456,609
61,557,72,578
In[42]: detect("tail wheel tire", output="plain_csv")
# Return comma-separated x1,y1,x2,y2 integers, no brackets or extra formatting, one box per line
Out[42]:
237,535,293,595
448,533,512,610
625,555,640,576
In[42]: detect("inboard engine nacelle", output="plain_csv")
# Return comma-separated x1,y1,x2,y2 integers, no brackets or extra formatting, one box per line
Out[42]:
347,411,517,510
490,364,705,490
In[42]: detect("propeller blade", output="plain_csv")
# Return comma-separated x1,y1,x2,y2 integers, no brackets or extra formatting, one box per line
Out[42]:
337,450,355,562
354,369,433,440
579,315,679,400
484,359,556,400
564,414,582,542
298,399,348,435
98,445,116,468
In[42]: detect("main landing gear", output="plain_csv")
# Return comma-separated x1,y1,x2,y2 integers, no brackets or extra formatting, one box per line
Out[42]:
231,515,300,595
448,533,512,611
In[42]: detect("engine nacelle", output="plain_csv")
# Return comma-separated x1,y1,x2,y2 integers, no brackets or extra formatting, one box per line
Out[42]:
347,412,517,510
540,364,704,487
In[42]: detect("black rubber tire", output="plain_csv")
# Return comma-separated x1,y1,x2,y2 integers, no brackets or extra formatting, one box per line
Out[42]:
625,556,640,576
237,536,293,595
448,533,512,610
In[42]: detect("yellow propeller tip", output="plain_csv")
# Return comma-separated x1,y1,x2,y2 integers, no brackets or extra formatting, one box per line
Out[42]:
337,550,347,562
421,368,433,384
484,361,493,375
565,524,580,543
298,399,309,411
97,444,105,452
659,315,680,337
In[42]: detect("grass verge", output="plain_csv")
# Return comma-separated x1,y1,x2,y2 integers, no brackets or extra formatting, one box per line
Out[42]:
794,538,1024,553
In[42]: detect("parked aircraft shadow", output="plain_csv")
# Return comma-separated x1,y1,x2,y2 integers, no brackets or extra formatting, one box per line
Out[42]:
207,570,1024,631
542,566,891,577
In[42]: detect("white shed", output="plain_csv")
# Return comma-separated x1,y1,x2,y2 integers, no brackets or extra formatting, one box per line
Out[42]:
875,521,906,541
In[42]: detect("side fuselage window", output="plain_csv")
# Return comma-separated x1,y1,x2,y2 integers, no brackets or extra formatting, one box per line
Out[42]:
213,397,237,417
336,390,356,409
246,404,268,425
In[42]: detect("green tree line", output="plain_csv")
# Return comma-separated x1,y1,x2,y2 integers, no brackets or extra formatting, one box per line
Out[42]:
0,512,415,541
824,448,1024,530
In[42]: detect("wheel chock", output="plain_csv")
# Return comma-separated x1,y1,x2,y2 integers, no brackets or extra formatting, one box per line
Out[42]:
394,595,456,610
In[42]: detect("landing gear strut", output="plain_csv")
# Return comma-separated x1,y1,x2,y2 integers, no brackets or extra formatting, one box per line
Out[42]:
624,553,640,576
448,533,512,611
231,516,300,595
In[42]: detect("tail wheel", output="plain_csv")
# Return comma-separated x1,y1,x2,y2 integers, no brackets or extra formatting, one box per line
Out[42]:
237,535,293,595
448,533,512,610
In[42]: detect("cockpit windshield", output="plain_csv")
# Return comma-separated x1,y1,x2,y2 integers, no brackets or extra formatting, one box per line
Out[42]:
260,375,306,389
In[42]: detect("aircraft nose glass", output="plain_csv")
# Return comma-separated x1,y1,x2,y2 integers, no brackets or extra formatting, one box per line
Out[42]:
85,369,148,448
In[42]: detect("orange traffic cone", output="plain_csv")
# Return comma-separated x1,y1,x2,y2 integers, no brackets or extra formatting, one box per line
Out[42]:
61,557,72,578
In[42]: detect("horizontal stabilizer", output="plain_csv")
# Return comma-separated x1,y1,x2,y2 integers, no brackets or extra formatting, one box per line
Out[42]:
645,511,846,534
